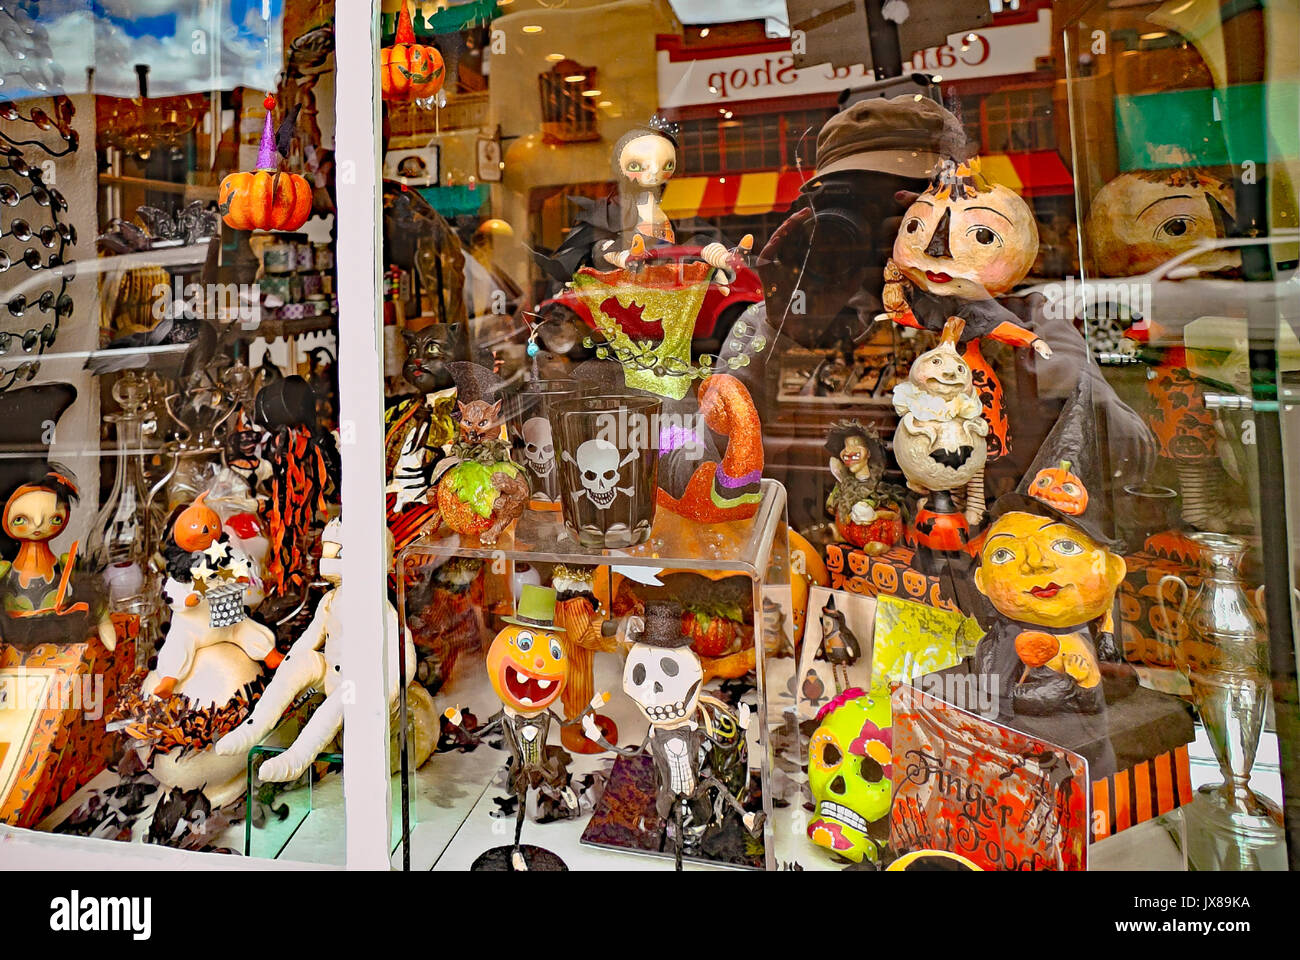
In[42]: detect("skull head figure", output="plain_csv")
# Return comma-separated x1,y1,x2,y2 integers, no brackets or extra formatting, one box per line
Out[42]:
573,438,623,509
622,603,702,725
623,644,702,725
806,689,893,864
521,417,555,479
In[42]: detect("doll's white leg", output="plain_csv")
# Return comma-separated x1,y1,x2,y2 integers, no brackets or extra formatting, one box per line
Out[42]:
257,689,343,782
153,617,204,689
215,649,328,757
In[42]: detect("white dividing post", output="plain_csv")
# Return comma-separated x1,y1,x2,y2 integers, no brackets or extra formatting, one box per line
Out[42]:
335,0,392,870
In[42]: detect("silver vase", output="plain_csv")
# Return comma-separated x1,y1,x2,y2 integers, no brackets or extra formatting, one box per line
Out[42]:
1159,532,1285,870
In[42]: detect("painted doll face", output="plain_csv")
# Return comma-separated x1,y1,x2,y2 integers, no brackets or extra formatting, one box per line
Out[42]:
973,511,1125,628
909,342,972,399
1084,171,1239,277
893,182,1038,300
485,623,567,713
838,435,870,477
4,489,66,542
618,134,677,188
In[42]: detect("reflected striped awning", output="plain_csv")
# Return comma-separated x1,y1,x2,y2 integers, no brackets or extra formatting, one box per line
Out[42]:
660,170,812,219
979,151,1074,198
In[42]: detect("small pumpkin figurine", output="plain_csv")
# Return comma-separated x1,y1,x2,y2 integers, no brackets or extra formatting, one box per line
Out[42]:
218,96,312,232
1030,460,1088,516
381,0,446,103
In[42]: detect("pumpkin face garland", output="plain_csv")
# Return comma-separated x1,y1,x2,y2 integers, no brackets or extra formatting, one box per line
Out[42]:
218,96,312,233
380,0,446,103
882,159,1052,462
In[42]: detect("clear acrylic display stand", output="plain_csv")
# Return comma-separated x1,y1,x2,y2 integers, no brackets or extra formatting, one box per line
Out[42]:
395,479,791,870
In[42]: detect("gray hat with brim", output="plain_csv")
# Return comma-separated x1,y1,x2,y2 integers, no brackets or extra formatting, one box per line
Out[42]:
815,95,967,179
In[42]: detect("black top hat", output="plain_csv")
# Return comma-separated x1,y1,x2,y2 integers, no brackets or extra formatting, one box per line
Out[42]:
992,375,1121,549
638,601,691,649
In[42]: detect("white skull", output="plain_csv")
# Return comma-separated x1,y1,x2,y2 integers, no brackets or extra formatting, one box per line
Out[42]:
521,417,555,478
575,438,622,509
623,643,702,725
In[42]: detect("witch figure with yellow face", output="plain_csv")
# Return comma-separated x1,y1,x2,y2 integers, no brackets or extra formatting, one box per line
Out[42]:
443,584,609,871
883,158,1051,474
972,377,1125,778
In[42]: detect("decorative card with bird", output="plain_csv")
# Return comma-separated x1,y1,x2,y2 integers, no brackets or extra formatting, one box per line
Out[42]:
796,586,876,722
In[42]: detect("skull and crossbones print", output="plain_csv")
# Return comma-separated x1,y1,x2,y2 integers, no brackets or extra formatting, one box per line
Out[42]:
562,438,637,509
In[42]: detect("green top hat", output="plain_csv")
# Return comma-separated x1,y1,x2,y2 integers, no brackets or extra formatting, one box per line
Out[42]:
502,583,565,632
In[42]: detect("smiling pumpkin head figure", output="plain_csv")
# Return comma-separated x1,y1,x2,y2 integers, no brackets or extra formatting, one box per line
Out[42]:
975,512,1124,629
486,584,569,715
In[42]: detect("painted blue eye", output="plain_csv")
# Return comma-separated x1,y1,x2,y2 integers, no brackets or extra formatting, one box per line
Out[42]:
516,632,533,652
550,640,563,661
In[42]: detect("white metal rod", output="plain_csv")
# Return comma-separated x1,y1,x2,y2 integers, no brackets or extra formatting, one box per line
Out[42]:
335,0,392,870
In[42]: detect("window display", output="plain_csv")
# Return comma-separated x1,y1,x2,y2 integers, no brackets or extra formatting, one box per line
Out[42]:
0,0,1296,880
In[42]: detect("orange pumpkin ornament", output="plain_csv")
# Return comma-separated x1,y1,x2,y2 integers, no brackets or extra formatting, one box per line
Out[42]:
217,96,312,232
381,0,445,103
1030,459,1088,515
172,491,222,553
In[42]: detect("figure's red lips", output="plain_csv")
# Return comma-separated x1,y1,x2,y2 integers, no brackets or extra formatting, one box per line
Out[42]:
501,661,563,707
1029,583,1063,599
925,271,953,283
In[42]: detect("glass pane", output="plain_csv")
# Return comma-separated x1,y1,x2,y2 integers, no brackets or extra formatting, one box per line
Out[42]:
3,0,347,863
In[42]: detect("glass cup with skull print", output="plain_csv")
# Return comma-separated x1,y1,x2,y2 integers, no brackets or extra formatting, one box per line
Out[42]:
509,378,579,511
550,394,661,548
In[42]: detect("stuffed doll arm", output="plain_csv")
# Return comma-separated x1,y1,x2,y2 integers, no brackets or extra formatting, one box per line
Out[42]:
986,319,1053,358
214,593,334,761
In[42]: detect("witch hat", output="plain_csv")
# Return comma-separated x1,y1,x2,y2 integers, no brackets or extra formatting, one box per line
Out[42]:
991,374,1120,549
0,382,77,503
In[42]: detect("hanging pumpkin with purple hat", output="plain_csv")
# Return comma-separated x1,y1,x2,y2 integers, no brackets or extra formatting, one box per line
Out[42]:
217,95,313,232
381,0,446,103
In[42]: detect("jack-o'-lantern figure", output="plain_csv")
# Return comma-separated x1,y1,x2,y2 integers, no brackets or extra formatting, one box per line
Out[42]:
882,158,1052,462
807,688,893,864
381,0,446,103
442,585,611,871
217,97,311,232
1030,461,1088,516
172,491,222,553
485,591,569,714
972,377,1126,779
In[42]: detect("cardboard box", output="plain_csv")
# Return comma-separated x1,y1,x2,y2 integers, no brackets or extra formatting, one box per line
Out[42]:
0,615,136,827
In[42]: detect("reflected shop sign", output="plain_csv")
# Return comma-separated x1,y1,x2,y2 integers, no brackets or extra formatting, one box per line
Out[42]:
657,10,1051,109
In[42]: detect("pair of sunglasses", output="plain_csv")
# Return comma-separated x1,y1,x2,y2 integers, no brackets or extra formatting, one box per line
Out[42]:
1,217,74,247
0,248,74,274
0,181,67,210
5,290,71,318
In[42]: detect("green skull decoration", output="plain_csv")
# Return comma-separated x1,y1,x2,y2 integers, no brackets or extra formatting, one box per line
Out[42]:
806,688,893,863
